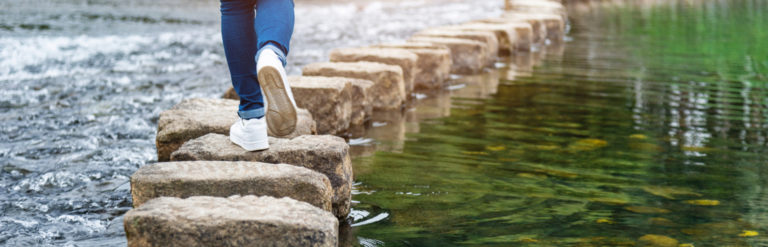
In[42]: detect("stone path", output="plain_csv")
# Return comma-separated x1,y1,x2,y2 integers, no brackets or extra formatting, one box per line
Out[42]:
125,0,572,245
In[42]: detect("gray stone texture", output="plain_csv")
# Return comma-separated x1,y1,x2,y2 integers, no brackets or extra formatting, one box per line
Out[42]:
329,47,418,96
408,36,489,74
155,98,316,161
130,161,333,212
372,42,453,90
124,195,338,247
302,61,405,111
170,133,353,218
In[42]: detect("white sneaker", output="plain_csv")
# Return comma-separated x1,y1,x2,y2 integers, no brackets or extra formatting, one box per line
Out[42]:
257,49,298,136
229,117,269,151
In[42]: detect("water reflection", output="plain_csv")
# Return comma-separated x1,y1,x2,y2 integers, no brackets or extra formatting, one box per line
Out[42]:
349,1,768,246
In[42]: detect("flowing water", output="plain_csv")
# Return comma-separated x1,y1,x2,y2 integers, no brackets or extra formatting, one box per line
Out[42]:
2,0,767,246
349,1,768,246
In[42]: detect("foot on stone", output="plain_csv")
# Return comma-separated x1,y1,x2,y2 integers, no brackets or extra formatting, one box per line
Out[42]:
257,49,298,136
229,117,269,151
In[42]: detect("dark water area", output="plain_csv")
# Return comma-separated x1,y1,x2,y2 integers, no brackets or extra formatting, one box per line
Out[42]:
349,0,768,246
0,0,501,245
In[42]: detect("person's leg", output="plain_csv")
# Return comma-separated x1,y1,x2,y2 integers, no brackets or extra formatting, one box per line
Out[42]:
220,0,264,119
254,0,294,60
221,0,269,151
254,0,298,136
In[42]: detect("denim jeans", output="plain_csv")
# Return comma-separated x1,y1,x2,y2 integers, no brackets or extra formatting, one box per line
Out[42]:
220,0,294,119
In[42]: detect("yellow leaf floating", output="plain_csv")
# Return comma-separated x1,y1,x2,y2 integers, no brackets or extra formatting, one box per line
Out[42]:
568,138,608,151
738,230,759,237
534,144,559,151
520,238,538,243
685,200,720,206
629,134,648,140
679,243,695,247
485,145,506,151
461,151,488,156
642,186,703,200
625,206,671,214
596,218,615,224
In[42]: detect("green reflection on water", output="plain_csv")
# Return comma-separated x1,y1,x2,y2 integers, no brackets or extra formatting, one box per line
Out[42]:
351,1,768,246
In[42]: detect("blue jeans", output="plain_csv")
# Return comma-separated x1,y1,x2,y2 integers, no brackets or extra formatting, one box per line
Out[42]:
220,0,294,119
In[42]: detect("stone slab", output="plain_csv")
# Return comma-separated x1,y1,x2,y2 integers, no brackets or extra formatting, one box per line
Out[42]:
302,61,405,111
407,36,489,74
329,47,418,96
503,12,565,41
222,77,373,131
412,29,498,66
130,161,333,212
124,195,338,247
473,17,547,45
372,42,452,90
155,98,316,161
450,22,533,53
170,133,353,218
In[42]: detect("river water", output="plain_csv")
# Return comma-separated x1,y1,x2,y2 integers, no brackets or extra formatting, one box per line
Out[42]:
1,0,767,246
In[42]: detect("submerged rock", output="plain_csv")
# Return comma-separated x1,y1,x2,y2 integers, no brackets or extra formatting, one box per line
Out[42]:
302,61,405,111
123,195,338,247
170,133,353,218
329,47,418,96
413,29,499,66
372,42,452,90
408,36,489,74
130,161,333,212
637,234,678,247
155,98,316,161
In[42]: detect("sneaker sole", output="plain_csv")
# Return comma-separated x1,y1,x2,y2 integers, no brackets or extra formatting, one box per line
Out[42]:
258,66,297,136
230,132,269,151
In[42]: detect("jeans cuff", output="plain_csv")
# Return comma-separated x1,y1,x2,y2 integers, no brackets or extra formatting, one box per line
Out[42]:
256,43,287,67
238,107,265,119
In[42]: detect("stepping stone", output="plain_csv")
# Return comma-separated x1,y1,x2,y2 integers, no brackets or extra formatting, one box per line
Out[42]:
302,61,405,111
329,47,418,96
130,161,333,212
503,12,565,41
155,98,316,161
408,36,489,74
450,22,533,53
288,76,373,135
124,195,338,247
222,77,374,131
505,0,566,17
170,133,353,218
412,29,498,66
472,17,547,46
372,42,452,90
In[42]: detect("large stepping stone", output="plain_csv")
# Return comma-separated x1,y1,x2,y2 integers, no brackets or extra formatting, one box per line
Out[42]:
329,47,418,96
288,76,373,135
130,161,333,212
503,12,565,41
222,77,374,131
412,29,498,66
155,98,317,161
372,42,452,90
170,133,353,218
449,22,533,53
302,61,405,111
407,36,489,74
124,195,338,247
